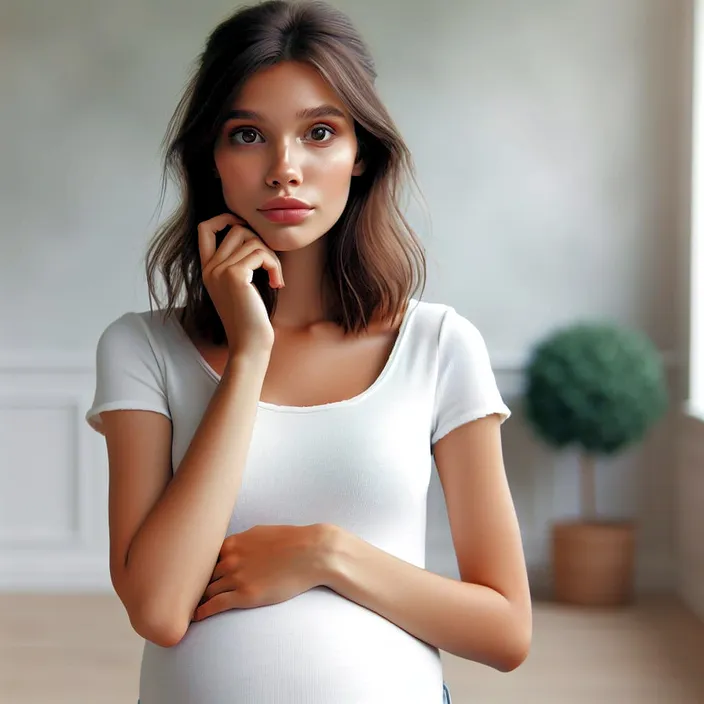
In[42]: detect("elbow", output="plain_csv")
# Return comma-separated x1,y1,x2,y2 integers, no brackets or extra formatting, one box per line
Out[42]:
113,564,190,647
495,637,530,673
123,589,190,647
130,605,189,648
495,616,532,673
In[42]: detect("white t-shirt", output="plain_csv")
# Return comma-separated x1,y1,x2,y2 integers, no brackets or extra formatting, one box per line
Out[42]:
86,297,510,704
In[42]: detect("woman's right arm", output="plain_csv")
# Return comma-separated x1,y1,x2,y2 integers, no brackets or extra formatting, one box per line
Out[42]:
104,351,270,648
104,213,284,647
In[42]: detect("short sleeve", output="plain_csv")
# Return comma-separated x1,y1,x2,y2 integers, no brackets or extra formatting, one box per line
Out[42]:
431,307,511,447
85,312,171,435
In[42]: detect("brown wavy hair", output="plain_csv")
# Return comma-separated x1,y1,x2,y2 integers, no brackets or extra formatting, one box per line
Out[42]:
146,0,427,345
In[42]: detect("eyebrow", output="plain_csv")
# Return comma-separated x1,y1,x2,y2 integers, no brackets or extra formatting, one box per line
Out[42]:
224,104,348,122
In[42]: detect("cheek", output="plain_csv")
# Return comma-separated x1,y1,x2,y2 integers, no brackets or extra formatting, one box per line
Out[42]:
216,153,254,186
215,155,257,209
311,147,357,192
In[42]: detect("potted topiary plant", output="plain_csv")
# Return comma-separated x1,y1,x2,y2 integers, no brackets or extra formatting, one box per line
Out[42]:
524,322,668,606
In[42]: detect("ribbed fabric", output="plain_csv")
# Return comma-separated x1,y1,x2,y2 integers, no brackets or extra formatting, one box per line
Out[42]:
86,298,510,704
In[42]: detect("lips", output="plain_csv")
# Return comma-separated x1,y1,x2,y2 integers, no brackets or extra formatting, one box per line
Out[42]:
259,196,312,211
259,208,313,224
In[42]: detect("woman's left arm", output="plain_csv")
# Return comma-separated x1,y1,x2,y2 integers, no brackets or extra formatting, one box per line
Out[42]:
319,414,532,673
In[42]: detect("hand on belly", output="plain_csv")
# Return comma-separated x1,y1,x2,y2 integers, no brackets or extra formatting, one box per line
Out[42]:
193,523,333,621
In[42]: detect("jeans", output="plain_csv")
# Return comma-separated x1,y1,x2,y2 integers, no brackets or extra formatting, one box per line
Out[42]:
138,682,452,702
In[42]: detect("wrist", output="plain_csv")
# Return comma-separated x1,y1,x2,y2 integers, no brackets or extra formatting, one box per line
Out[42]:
223,350,270,378
307,523,344,587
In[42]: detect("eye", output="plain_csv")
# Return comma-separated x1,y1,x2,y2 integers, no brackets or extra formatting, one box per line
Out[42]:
307,125,335,142
228,127,263,145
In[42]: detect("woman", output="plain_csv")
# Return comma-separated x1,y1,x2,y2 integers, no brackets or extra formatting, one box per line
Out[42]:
85,1,532,702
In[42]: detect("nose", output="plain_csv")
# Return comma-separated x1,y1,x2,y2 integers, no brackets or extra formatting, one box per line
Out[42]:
265,142,303,188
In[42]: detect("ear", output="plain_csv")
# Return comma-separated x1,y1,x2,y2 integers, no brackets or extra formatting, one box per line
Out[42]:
352,160,366,177
352,144,366,177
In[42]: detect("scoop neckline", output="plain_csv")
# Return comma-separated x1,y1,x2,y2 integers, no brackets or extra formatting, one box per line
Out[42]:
170,298,419,414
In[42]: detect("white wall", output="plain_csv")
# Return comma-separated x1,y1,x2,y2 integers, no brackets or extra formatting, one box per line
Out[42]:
0,0,690,593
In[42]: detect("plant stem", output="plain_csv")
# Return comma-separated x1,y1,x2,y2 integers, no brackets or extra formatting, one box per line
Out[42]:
580,453,597,521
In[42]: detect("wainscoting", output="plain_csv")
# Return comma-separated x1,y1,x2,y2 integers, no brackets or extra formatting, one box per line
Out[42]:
0,353,109,591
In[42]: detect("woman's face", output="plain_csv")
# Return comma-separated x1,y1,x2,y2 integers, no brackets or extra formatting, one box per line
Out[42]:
213,61,364,252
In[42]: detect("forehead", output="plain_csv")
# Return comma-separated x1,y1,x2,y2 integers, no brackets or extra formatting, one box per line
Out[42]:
231,61,349,117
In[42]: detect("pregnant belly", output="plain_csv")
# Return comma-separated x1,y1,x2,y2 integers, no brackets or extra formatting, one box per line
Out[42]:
138,586,443,704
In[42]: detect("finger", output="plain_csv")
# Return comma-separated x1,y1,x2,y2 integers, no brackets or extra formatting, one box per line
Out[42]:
211,237,281,287
218,535,236,561
210,557,238,582
194,591,244,621
207,224,259,268
221,248,284,289
241,248,285,288
227,236,281,278
197,213,240,270
203,575,235,601
210,236,262,275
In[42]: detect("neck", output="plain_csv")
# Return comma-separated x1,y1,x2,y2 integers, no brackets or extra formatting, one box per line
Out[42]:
271,235,330,330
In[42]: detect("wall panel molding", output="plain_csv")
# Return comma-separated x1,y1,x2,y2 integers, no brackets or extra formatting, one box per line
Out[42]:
0,357,105,591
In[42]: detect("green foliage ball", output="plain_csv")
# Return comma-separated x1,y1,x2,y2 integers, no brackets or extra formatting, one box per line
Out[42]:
524,323,668,456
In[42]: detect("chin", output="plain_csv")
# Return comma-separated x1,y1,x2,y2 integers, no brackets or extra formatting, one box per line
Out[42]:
255,227,326,253
255,215,337,250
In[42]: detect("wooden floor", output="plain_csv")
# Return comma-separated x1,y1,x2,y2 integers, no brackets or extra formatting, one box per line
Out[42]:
1,594,703,703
